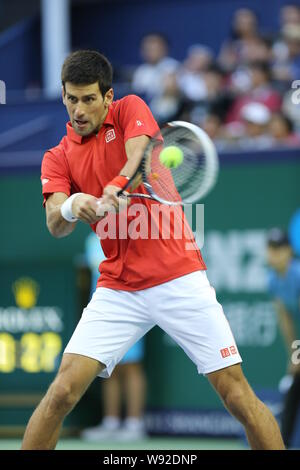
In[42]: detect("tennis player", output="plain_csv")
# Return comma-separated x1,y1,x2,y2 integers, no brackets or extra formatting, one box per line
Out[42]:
21,50,284,449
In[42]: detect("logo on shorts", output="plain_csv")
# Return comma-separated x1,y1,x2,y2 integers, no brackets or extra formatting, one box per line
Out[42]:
105,129,116,143
220,348,230,358
220,345,237,358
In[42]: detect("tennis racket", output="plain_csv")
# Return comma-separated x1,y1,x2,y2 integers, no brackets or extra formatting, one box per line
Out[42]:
117,120,219,205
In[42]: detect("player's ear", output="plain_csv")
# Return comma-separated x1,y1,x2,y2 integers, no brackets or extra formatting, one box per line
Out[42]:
62,86,66,105
104,88,114,108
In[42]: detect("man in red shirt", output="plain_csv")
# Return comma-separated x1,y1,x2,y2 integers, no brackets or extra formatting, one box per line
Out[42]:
21,50,284,449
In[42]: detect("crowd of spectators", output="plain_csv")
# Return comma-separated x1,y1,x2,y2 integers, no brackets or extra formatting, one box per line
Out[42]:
129,5,300,151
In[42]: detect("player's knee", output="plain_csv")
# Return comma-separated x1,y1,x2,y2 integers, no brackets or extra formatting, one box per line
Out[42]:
45,378,80,417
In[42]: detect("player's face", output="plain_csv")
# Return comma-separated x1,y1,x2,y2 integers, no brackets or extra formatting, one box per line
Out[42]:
63,82,113,136
266,245,292,273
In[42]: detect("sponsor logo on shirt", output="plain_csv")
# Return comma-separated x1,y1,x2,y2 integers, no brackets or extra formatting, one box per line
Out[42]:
136,120,144,127
41,178,49,185
105,129,116,143
220,345,237,358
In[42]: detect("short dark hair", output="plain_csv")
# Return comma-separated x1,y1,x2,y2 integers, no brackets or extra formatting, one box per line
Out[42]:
61,50,113,96
267,227,290,248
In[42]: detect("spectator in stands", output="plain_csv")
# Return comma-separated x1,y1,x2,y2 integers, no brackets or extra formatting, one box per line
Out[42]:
244,36,274,64
228,36,274,96
237,102,273,149
227,61,282,123
269,112,300,147
202,114,231,151
80,233,147,442
190,64,233,125
132,33,179,101
218,8,260,72
282,24,300,80
177,44,214,101
202,114,223,140
280,4,300,28
266,228,300,449
273,24,300,82
149,71,190,125
203,65,233,117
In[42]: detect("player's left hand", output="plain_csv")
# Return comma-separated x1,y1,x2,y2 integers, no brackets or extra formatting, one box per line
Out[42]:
102,185,130,213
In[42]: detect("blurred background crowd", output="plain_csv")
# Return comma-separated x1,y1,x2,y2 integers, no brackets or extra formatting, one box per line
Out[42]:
2,1,300,152
128,5,300,150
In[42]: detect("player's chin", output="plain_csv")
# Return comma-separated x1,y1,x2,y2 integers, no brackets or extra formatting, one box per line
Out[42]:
73,122,92,136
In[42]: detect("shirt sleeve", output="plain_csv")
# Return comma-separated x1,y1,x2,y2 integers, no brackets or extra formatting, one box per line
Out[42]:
293,261,300,294
118,95,160,142
41,148,71,206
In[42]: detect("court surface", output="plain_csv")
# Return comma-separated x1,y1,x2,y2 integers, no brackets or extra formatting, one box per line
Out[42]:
0,437,246,450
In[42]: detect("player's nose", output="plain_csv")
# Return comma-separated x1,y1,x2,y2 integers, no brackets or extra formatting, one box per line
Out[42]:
74,106,85,119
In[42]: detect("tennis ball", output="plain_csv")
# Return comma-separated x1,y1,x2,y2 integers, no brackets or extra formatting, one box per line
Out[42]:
159,146,184,169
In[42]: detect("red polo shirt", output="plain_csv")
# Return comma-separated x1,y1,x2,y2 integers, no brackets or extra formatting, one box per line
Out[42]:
41,94,206,290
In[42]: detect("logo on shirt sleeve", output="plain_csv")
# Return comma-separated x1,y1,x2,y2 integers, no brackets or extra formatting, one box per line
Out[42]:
41,178,49,185
105,129,116,143
136,120,144,127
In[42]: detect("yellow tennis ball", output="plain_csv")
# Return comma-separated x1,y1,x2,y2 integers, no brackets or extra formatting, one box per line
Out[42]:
159,146,184,169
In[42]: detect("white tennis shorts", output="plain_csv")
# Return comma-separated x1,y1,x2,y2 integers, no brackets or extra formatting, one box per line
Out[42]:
64,271,242,377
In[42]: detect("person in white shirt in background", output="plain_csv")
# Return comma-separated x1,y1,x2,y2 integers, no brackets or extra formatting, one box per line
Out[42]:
132,32,179,101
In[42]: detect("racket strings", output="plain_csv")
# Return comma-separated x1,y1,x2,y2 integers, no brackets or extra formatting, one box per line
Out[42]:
147,127,209,204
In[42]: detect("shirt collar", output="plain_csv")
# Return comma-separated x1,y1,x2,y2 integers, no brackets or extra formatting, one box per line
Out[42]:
66,105,114,144
66,122,83,143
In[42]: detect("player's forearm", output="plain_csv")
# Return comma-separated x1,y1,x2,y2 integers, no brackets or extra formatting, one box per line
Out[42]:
118,138,149,191
47,207,77,238
120,150,143,178
120,135,150,178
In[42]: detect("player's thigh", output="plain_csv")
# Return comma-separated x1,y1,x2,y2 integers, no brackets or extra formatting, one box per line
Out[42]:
152,271,242,374
64,287,153,378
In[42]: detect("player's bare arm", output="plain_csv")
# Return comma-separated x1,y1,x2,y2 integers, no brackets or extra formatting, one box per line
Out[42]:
102,135,150,209
46,192,76,238
46,192,110,238
122,135,150,181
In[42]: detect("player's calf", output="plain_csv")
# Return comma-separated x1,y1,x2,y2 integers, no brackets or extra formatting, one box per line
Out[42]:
207,364,285,449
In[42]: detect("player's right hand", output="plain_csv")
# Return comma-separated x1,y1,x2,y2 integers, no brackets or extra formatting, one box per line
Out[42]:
72,194,113,224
